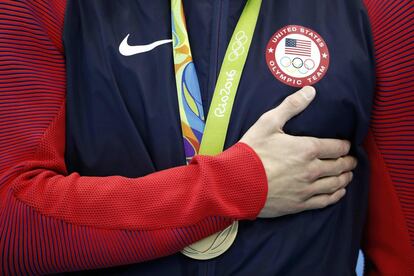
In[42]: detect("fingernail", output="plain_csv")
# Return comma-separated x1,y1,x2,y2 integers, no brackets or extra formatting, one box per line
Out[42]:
301,86,316,101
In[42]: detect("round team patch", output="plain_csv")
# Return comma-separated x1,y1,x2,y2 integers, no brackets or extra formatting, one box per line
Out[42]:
265,25,330,87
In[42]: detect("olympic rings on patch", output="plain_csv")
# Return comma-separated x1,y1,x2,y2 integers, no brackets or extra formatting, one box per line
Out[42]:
280,56,291,67
279,56,313,75
298,66,308,74
292,57,304,69
304,59,315,70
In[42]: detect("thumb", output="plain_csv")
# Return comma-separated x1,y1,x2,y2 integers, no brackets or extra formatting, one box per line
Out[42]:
270,86,316,130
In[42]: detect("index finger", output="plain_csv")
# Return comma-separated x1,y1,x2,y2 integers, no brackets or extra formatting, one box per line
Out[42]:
310,137,351,159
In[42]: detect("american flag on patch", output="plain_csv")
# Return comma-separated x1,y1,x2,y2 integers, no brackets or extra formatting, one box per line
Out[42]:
285,38,312,57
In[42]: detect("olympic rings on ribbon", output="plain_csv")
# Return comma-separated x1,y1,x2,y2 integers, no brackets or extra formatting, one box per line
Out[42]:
228,31,248,62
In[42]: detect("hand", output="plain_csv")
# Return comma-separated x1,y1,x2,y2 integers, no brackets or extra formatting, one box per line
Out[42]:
240,86,357,218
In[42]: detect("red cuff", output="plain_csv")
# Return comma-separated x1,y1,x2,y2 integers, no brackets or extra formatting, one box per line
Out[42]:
190,142,268,221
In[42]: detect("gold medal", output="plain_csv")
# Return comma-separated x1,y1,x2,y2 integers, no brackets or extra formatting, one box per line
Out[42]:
181,222,238,260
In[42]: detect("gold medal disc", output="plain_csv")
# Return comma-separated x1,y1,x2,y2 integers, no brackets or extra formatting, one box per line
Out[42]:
181,221,238,260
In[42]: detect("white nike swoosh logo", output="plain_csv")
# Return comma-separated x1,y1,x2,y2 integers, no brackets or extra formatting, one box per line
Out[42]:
119,34,172,56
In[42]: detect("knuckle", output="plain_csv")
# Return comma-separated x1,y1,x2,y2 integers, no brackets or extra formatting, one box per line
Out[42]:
285,94,302,109
257,112,277,132
304,167,320,182
326,197,337,206
312,167,322,180
296,201,307,212
333,174,349,191
300,186,314,199
304,140,319,159
258,111,272,124
333,189,346,202
336,157,347,174
317,198,329,208
328,177,342,193
338,174,349,187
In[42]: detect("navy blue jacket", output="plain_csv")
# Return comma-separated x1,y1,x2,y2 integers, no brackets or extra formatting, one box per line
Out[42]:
64,0,375,275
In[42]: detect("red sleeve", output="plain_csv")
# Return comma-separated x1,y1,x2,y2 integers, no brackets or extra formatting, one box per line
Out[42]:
363,0,414,274
0,0,268,274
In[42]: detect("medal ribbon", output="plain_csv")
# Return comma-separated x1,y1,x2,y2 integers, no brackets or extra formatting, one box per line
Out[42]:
171,0,205,164
171,0,262,258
